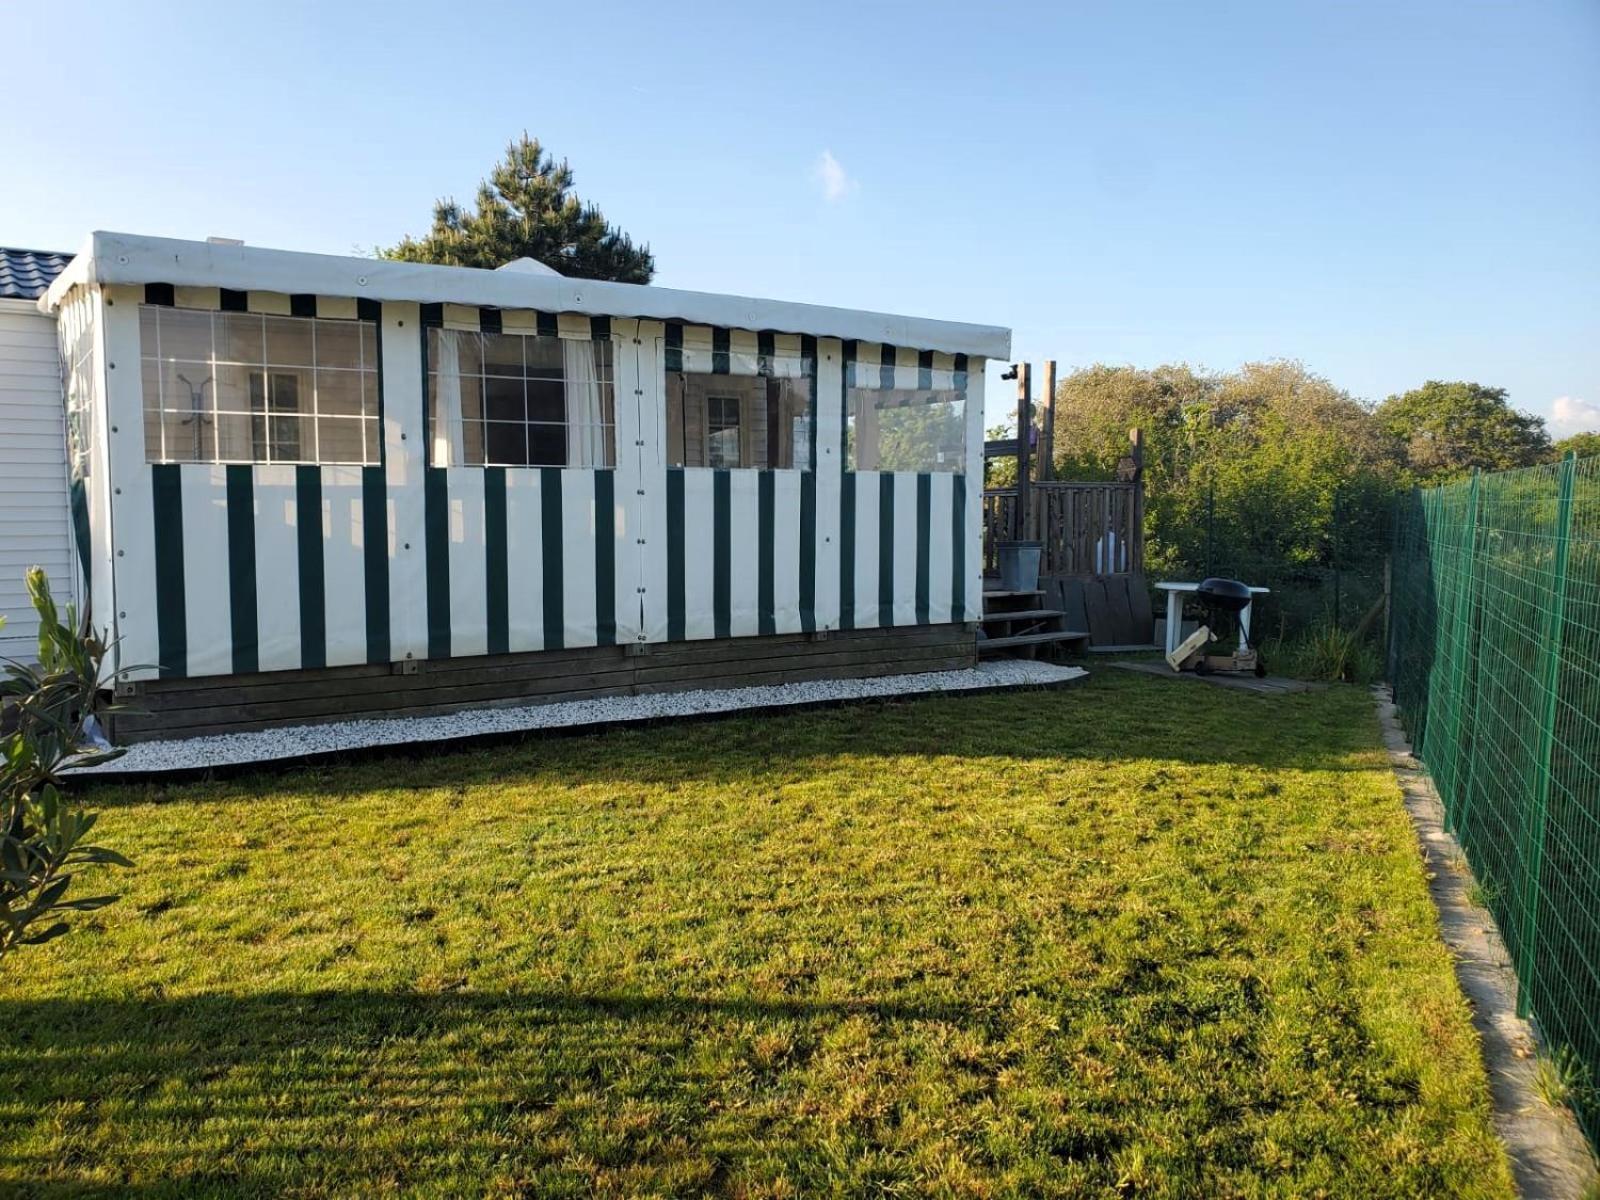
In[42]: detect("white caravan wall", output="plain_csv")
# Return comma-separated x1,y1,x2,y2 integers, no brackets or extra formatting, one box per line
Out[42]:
0,298,74,659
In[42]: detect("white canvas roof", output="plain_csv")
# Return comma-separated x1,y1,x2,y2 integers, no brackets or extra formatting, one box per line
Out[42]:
42,231,1011,359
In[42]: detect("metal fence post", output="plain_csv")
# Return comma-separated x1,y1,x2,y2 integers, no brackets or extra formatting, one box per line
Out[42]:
1442,470,1481,835
1515,452,1576,1019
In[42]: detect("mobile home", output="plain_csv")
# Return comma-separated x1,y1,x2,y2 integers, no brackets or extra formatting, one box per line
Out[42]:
13,232,1008,739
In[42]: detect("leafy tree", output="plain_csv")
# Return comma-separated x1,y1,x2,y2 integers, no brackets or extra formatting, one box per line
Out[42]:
2,568,129,961
1046,360,1401,631
1374,381,1550,483
384,134,655,283
1553,431,1600,461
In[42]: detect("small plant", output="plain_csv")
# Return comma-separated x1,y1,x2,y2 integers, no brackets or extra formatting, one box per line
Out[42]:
1,567,130,961
1465,876,1503,911
1533,1043,1594,1113
1282,623,1381,684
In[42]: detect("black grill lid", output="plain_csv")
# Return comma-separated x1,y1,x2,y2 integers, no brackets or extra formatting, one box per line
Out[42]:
1196,577,1252,612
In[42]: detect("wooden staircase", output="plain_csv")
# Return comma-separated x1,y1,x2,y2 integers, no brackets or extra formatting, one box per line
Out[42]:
977,589,1091,660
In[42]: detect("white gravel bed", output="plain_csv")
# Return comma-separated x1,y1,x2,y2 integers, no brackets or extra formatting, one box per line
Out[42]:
70,660,1087,777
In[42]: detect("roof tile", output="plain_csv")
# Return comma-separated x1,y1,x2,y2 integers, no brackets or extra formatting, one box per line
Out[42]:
0,247,71,300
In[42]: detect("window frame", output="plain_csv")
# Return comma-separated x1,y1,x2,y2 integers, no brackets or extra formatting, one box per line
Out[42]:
138,303,382,468
422,324,617,470
662,349,817,473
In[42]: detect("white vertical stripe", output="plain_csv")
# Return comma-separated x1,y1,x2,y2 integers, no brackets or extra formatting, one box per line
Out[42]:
853,469,880,629
444,467,487,657
729,328,758,371
927,471,954,625
964,362,986,619
100,287,158,680
728,469,760,636
382,303,428,666
180,465,233,677
681,469,716,640
893,473,919,626
813,341,843,631
610,320,644,647
252,466,301,670
321,467,370,668
772,470,802,634
560,469,598,647
637,324,669,643
894,346,919,390
503,469,544,652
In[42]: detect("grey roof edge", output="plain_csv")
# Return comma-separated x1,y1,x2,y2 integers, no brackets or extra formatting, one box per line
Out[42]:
43,231,1012,359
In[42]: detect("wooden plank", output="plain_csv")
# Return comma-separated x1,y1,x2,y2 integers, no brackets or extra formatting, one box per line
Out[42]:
114,625,978,741
1055,576,1090,637
1127,572,1155,644
1083,577,1115,646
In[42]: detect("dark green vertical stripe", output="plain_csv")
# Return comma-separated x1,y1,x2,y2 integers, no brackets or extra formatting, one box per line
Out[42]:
758,472,775,635
712,328,731,375
595,470,616,646
665,323,683,374
424,467,451,659
362,465,390,663
667,469,686,641
880,342,896,390
295,465,325,669
536,311,558,338
757,330,775,376
915,473,932,625
225,465,258,675
918,350,934,390
799,472,816,633
151,464,186,678
839,472,855,631
952,473,967,623
69,476,91,588
878,473,895,625
713,469,731,638
484,467,508,655
540,468,564,650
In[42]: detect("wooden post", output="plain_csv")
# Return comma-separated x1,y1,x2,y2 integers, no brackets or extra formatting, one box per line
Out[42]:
1129,427,1145,575
1039,360,1057,482
1016,363,1033,542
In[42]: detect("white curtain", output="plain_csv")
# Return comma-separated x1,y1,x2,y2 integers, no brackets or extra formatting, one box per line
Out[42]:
432,330,466,467
564,340,606,467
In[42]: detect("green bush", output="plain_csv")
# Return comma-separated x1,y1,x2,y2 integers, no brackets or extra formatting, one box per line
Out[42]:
1271,623,1382,684
1,567,130,961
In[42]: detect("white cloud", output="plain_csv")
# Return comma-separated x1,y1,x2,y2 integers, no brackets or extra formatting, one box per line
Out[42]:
1551,395,1600,435
813,150,856,202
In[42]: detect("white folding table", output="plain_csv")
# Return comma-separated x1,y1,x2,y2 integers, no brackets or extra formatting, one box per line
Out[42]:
1155,581,1270,657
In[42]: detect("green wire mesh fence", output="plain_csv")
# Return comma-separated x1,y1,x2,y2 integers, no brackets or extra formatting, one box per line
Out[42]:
1390,452,1600,1146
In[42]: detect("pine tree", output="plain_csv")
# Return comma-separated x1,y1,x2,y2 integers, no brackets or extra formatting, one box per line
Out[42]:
384,135,654,283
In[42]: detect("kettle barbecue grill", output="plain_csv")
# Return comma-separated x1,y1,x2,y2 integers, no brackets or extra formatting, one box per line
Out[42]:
1165,577,1266,677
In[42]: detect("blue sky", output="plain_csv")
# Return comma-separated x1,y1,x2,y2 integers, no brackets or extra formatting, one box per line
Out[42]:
7,0,1597,433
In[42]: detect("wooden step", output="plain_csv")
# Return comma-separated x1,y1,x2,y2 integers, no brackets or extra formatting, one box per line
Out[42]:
982,589,1043,600
978,630,1091,652
981,608,1065,624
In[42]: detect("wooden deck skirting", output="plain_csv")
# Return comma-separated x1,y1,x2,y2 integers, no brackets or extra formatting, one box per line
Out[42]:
110,625,979,742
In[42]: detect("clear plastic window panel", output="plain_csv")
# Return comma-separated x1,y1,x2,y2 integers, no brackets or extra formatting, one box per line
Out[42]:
426,329,615,468
845,387,966,473
138,305,379,465
664,356,813,470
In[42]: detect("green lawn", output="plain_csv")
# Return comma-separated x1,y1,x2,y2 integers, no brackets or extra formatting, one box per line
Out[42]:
1,671,1512,1198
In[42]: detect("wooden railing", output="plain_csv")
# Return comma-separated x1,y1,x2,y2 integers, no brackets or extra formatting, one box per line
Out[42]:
983,481,1144,577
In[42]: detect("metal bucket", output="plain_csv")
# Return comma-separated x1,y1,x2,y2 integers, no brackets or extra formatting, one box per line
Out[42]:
996,540,1043,592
